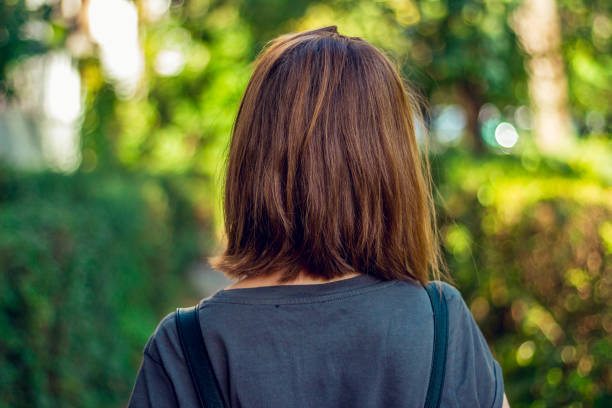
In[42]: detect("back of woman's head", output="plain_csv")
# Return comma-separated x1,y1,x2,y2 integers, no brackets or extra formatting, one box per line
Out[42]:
210,25,444,285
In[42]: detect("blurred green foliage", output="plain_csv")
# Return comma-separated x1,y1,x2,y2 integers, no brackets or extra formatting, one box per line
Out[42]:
0,168,215,407
0,0,611,407
433,142,611,407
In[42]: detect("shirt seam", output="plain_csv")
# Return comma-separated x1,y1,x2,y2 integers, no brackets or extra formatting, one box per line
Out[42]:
490,360,503,408
143,350,180,405
199,280,399,306
144,349,162,365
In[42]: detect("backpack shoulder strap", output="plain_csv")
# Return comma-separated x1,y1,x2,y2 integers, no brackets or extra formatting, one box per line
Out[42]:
423,282,449,408
175,306,225,408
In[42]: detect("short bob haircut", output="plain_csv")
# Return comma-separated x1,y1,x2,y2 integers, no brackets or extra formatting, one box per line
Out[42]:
209,25,445,285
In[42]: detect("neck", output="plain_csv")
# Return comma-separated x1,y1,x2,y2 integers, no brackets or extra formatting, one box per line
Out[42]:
224,270,362,290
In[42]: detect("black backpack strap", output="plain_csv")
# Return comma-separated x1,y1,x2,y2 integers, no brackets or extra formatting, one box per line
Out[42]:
175,306,225,408
423,282,449,408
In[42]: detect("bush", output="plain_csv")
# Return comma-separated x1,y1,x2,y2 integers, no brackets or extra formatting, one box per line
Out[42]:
435,149,612,407
0,169,213,408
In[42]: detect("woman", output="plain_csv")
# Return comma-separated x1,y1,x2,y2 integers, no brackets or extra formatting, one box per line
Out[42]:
128,26,510,407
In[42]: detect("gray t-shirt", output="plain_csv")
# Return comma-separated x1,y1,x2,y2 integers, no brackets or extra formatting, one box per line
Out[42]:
128,275,504,407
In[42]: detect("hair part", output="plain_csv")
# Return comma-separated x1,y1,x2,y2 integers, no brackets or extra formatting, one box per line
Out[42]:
209,25,446,285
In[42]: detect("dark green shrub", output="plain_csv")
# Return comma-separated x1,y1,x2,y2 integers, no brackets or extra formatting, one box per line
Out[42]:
0,169,212,408
435,150,612,407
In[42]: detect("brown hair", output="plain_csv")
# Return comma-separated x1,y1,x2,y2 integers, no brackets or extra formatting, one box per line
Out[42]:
209,25,445,285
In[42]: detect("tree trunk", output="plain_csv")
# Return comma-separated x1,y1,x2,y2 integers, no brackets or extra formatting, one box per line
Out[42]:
511,0,574,154
455,80,486,155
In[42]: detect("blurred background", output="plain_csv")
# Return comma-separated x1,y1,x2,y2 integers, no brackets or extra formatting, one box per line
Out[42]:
0,0,610,406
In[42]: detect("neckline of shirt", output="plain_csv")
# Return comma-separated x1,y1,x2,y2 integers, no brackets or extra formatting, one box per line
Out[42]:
207,273,398,305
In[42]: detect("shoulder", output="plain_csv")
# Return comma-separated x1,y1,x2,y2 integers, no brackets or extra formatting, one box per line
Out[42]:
425,281,505,407
145,302,213,363
392,279,462,298
427,280,462,301
376,278,464,313
424,280,470,319
143,310,182,364
393,279,465,313
425,280,486,345
132,308,205,407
